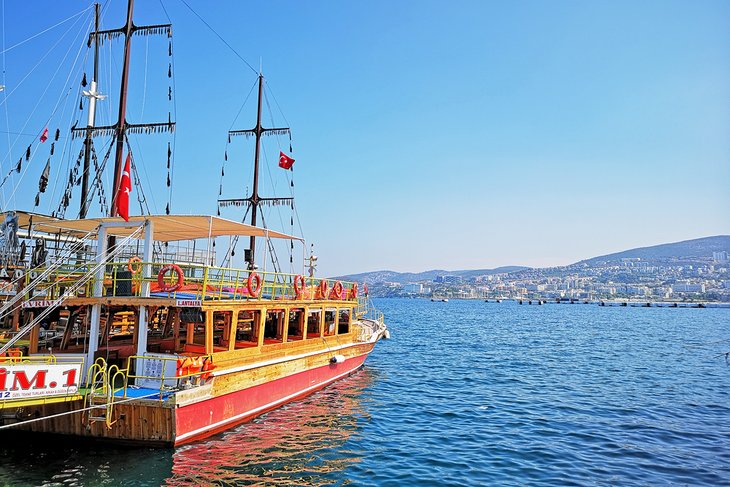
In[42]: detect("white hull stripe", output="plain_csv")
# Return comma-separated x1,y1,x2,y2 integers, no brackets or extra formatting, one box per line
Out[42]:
211,340,372,378
175,360,367,443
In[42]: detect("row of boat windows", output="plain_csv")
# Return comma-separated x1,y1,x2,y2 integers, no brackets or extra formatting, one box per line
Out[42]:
186,307,353,351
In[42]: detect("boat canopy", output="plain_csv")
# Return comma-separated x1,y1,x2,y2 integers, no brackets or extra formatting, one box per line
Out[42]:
2,212,302,242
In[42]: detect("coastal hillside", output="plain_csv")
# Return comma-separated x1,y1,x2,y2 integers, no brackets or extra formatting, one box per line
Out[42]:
336,235,730,284
334,266,528,284
576,235,730,266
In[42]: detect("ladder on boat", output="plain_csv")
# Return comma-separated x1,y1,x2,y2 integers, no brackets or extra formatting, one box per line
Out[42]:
84,357,127,428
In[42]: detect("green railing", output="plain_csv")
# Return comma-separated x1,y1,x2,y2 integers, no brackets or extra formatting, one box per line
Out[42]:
23,261,362,303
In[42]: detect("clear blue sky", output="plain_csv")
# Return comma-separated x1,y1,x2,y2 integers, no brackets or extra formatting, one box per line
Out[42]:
1,1,728,277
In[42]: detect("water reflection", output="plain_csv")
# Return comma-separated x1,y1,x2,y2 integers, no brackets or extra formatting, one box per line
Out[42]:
167,368,374,486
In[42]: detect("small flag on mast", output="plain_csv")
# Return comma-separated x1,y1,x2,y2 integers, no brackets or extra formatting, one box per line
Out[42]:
116,153,132,221
278,151,295,170
40,127,48,143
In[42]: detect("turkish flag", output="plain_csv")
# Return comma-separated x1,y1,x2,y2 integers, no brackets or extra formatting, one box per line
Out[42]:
116,153,132,221
278,151,295,170
40,127,48,143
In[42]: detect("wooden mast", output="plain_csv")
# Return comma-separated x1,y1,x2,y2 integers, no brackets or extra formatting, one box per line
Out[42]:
72,0,174,219
248,74,264,267
109,0,136,217
222,74,292,270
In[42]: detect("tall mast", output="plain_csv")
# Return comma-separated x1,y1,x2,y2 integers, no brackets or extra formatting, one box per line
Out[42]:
79,3,104,219
109,0,135,217
72,0,174,217
248,74,264,265
221,74,292,270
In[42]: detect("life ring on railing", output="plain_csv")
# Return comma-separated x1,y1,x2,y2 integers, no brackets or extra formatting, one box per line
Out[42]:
319,280,328,299
331,281,343,299
247,272,262,298
127,256,142,275
293,274,306,298
157,264,184,292
349,283,358,300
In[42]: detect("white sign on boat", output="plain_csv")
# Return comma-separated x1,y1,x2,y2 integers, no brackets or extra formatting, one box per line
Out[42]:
0,362,81,400
176,299,202,307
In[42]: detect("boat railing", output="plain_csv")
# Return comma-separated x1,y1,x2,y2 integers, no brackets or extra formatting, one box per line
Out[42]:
122,353,216,399
23,261,361,304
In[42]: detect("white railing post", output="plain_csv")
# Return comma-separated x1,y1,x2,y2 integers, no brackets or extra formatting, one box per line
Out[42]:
85,225,108,382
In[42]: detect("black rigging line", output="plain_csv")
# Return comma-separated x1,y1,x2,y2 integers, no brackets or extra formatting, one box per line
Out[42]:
175,0,258,75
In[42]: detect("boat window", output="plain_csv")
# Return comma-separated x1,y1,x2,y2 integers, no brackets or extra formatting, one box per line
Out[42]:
213,311,232,351
306,309,321,339
287,309,304,341
234,310,260,349
180,309,206,351
263,309,285,345
338,308,351,334
324,309,336,337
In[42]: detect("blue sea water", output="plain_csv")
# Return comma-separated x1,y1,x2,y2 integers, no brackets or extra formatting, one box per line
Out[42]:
1,298,728,486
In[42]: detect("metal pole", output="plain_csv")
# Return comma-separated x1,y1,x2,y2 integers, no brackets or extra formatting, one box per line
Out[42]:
80,3,101,219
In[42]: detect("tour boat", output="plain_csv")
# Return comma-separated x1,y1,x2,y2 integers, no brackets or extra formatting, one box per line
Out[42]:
0,2,387,446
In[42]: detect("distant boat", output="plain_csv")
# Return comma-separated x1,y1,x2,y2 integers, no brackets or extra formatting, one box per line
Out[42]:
431,297,448,302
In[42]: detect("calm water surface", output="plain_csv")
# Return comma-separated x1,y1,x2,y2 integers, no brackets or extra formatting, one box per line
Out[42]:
1,299,728,486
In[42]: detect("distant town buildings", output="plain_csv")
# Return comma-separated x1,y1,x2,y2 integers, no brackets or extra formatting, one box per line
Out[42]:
367,252,730,302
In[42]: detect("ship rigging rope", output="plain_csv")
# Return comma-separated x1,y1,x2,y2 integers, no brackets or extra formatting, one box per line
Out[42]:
177,0,258,75
0,225,139,325
157,0,178,214
0,229,97,318
0,226,144,355
0,5,93,56
0,388,179,431
1,10,92,206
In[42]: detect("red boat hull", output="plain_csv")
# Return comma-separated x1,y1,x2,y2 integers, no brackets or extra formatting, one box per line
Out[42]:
174,353,368,445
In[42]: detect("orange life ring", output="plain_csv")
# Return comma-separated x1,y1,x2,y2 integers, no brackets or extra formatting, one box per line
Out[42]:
331,281,343,299
349,283,358,300
247,272,262,297
127,256,142,274
319,280,328,299
157,264,184,292
293,274,306,298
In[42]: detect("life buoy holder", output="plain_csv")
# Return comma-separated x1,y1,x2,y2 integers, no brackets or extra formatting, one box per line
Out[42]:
349,283,358,300
331,281,344,299
293,274,306,298
247,272,262,298
127,256,142,275
319,280,328,299
157,264,184,292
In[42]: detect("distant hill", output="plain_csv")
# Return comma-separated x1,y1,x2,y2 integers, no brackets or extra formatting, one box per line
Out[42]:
333,266,528,284
576,235,730,266
333,235,730,284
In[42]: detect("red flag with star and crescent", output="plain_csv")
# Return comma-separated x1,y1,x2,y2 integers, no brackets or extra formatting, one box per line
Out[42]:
116,153,132,221
278,151,295,170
